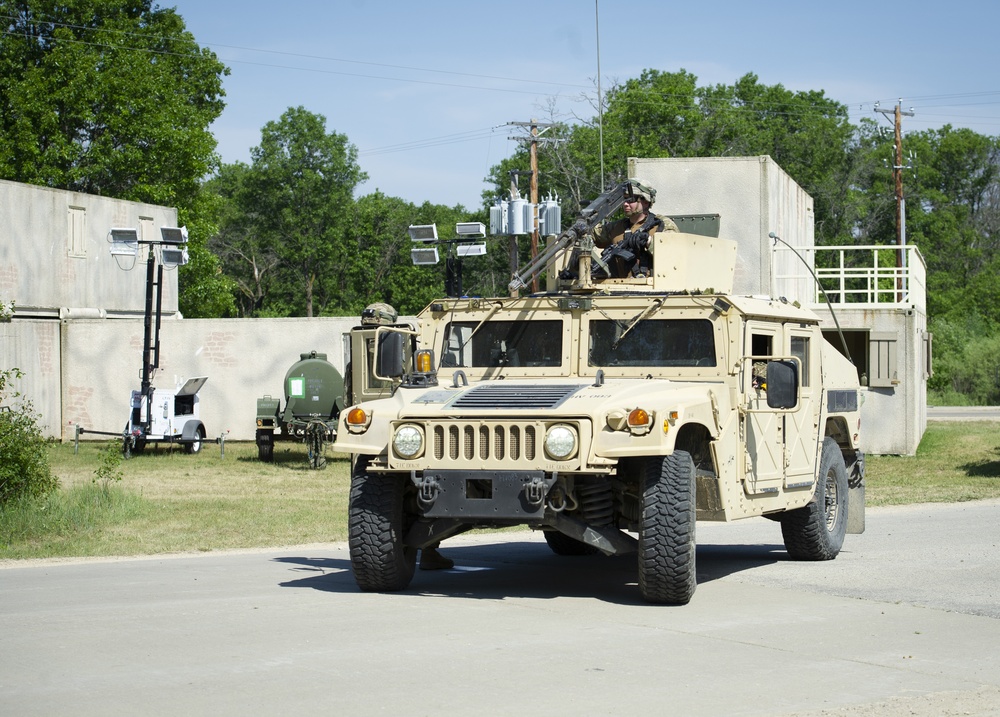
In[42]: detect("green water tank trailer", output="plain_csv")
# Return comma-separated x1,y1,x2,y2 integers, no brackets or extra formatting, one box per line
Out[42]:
256,351,345,468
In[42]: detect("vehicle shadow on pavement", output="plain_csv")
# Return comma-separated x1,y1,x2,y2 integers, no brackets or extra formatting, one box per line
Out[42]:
273,540,786,605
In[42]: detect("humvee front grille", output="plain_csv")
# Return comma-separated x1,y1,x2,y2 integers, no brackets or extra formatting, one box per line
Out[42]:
432,423,538,463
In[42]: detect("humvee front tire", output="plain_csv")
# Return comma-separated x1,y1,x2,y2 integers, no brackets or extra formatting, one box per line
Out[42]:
780,437,848,560
348,458,417,591
639,451,697,604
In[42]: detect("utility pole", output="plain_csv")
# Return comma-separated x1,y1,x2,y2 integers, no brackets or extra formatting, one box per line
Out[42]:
876,99,914,300
508,119,556,292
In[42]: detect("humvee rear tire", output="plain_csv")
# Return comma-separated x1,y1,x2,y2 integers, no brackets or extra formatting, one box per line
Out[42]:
639,451,697,605
348,458,417,592
780,437,848,560
543,530,599,556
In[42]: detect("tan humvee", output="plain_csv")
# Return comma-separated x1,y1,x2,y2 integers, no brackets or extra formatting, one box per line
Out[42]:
336,182,865,605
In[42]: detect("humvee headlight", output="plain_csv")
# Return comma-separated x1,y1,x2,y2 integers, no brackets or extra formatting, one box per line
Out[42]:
393,424,424,459
544,424,578,460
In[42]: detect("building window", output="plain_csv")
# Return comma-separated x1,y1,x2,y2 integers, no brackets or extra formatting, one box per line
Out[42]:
68,206,86,258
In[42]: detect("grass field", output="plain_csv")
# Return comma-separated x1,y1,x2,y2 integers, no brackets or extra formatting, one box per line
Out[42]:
1,421,998,561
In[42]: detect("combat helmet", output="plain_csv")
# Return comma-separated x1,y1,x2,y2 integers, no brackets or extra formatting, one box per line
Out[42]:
624,178,656,205
361,302,398,326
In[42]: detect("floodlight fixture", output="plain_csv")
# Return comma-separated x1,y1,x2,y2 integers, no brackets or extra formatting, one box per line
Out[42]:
108,227,139,256
456,242,487,257
160,246,190,269
408,224,439,243
160,226,189,245
108,227,140,269
410,247,440,266
455,222,486,238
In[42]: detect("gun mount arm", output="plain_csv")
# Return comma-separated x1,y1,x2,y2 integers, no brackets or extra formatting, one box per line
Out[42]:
508,181,629,293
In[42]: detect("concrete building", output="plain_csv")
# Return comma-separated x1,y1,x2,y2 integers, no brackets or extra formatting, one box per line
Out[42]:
0,180,363,444
633,156,927,454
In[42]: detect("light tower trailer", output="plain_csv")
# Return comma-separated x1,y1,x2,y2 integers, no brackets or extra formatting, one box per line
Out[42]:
123,376,208,457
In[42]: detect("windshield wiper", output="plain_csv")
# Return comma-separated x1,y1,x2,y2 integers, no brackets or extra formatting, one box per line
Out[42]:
611,298,663,351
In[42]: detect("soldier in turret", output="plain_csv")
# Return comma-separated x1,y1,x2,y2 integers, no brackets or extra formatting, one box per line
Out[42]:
592,178,678,278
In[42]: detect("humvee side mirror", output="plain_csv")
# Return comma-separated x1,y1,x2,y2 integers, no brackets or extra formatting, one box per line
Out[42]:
376,330,406,379
766,359,798,409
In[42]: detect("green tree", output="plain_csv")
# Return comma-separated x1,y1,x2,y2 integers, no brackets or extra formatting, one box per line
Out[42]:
240,107,366,317
176,195,237,319
0,0,228,207
487,70,854,249
204,162,278,317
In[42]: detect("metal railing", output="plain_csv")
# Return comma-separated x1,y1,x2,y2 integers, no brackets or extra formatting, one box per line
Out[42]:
772,244,926,311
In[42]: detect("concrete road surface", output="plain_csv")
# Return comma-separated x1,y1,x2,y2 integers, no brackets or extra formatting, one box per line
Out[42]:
928,406,1000,421
2,500,999,717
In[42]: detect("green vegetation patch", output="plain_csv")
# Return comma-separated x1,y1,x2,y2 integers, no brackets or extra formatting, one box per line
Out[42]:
865,422,1000,506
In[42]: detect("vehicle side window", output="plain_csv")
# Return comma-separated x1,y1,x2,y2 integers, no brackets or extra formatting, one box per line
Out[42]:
751,333,773,390
791,336,810,387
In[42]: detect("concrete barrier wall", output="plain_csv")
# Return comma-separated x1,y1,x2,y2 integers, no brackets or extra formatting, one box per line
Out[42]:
5,316,377,442
0,320,62,434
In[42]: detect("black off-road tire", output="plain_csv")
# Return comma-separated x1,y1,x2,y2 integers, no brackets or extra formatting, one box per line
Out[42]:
543,529,600,556
780,437,848,560
638,451,697,605
348,458,417,592
257,434,274,462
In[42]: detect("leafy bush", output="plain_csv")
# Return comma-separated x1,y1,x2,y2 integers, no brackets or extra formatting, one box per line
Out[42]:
0,367,59,505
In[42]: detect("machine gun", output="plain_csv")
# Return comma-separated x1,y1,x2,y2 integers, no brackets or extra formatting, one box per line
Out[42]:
508,181,629,293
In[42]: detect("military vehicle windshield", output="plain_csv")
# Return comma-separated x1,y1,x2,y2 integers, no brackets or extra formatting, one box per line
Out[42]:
588,319,716,367
441,320,563,368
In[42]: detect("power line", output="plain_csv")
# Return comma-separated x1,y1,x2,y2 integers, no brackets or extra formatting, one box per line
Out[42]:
0,12,594,91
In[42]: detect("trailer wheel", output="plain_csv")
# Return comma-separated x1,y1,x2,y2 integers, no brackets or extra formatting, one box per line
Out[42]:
257,431,274,462
185,425,205,455
348,458,417,592
638,451,697,605
780,437,848,560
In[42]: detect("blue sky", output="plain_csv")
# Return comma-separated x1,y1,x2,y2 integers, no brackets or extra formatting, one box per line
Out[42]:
168,0,1000,210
